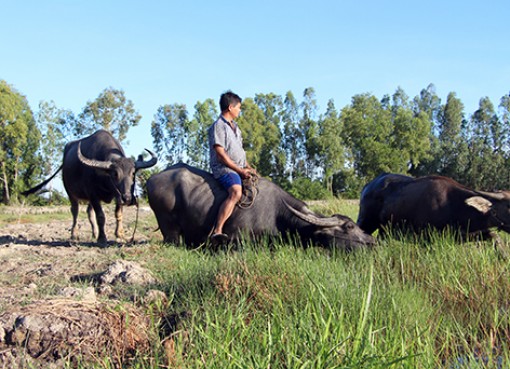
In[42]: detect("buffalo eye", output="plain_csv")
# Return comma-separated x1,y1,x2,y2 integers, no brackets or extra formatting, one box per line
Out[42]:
344,222,355,231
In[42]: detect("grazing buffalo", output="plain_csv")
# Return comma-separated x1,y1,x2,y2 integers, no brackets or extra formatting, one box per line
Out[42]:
146,163,375,251
357,173,510,240
23,130,157,244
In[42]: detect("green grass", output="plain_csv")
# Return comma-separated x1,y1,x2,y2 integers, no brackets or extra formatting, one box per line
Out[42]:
5,201,510,368
122,232,509,368
0,211,71,226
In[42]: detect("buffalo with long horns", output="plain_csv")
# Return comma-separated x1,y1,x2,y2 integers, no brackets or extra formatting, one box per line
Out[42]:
146,163,375,250
23,130,157,244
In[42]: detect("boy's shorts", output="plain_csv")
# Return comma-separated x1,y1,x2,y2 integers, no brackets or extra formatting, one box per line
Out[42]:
217,172,242,190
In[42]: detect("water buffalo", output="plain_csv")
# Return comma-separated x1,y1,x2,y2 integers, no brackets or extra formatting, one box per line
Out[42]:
146,163,375,251
357,173,510,240
23,130,157,244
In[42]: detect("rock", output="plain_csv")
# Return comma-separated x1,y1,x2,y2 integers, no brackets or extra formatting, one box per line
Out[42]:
59,286,96,301
99,260,157,286
144,289,168,306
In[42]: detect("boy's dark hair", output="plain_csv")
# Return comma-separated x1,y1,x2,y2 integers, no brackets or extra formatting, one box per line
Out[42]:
219,91,242,113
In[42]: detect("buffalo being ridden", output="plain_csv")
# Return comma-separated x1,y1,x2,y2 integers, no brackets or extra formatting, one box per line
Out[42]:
23,130,157,245
146,163,375,251
357,173,510,242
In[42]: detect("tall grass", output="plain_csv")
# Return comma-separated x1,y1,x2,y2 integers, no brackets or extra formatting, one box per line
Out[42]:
120,234,503,368
13,202,510,368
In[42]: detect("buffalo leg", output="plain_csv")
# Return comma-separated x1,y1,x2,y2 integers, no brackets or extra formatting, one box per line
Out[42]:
70,199,79,241
163,229,182,244
155,213,181,244
114,202,125,241
91,201,107,245
87,203,99,239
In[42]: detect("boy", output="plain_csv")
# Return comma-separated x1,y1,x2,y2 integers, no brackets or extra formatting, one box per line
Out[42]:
208,91,256,243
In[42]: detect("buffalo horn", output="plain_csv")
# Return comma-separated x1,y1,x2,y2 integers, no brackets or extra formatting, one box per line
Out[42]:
77,142,113,170
474,190,507,201
135,149,158,169
284,201,342,227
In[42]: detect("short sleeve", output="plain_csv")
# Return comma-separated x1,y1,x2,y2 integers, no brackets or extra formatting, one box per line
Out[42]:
212,122,226,148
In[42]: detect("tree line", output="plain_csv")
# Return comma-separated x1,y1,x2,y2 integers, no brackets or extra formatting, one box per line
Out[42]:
1,79,510,204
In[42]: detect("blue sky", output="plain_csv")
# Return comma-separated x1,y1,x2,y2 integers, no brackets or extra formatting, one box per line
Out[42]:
1,0,509,158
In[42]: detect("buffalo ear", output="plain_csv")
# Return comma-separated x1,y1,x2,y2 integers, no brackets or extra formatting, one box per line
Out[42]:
465,196,493,214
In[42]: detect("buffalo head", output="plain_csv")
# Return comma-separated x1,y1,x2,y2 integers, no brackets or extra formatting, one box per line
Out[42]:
77,142,157,205
285,202,376,251
466,190,510,233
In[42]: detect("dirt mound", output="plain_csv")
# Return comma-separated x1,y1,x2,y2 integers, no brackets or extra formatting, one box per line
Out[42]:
100,260,158,286
0,205,163,367
0,299,151,368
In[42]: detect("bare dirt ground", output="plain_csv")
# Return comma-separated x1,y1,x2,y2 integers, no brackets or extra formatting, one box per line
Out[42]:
0,204,164,368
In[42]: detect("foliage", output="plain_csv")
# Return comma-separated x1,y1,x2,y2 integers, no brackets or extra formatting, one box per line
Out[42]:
28,189,70,206
77,87,141,143
8,80,510,203
254,93,286,183
464,97,504,190
287,177,330,200
151,103,189,165
135,165,161,201
36,100,78,176
236,98,266,171
301,87,320,179
281,91,303,180
332,169,365,199
317,99,345,194
341,91,431,183
437,92,467,180
188,99,217,169
0,80,42,204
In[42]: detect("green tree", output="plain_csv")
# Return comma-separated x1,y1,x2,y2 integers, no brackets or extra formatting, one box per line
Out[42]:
391,87,431,173
36,101,78,176
410,84,442,176
151,103,188,165
465,97,499,189
135,166,160,201
341,89,431,183
300,88,320,178
187,99,217,170
340,93,397,181
236,98,265,170
500,93,510,143
0,80,41,204
499,93,510,188
437,92,467,181
254,93,286,183
413,83,442,126
317,99,345,194
77,87,141,142
282,91,302,180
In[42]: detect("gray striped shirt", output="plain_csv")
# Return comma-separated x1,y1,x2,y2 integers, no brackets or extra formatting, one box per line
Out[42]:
208,116,246,178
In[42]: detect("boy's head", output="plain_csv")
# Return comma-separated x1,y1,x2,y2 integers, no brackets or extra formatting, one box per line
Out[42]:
220,91,242,113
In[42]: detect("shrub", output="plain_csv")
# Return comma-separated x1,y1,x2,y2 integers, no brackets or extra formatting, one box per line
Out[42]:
287,177,330,200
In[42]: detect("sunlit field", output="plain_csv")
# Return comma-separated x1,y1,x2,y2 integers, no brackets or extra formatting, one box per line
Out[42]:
2,199,509,368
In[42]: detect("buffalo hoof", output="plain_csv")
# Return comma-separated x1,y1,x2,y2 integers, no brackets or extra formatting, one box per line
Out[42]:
210,233,228,247
97,237,108,248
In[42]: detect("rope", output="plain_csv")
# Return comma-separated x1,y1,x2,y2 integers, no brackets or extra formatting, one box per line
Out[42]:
129,196,140,243
237,173,259,209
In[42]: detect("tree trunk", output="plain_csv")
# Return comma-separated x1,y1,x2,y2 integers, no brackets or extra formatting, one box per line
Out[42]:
1,162,10,204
